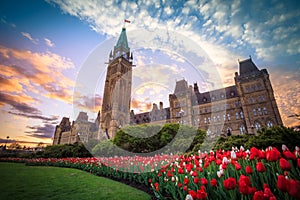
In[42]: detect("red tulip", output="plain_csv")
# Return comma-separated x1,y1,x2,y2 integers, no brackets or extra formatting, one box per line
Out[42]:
235,163,241,170
256,162,265,172
210,178,217,187
277,175,288,192
245,166,253,174
224,177,236,190
283,150,296,160
178,167,184,174
288,179,300,199
188,190,197,199
196,188,207,200
279,158,291,171
201,177,208,186
184,177,190,185
266,148,281,161
253,191,264,200
238,175,252,195
194,177,199,184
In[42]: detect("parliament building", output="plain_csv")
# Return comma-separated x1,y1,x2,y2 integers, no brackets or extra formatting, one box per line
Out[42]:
53,27,282,145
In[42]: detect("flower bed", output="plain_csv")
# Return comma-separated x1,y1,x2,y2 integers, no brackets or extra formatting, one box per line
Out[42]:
1,145,300,200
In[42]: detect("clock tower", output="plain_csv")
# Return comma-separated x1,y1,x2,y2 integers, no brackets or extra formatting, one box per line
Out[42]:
99,27,133,139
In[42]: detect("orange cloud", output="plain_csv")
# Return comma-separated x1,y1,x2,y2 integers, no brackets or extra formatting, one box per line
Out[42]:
270,69,300,127
131,98,152,113
0,45,75,104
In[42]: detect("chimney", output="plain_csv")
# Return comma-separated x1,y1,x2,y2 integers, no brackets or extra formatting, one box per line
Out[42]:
159,102,163,110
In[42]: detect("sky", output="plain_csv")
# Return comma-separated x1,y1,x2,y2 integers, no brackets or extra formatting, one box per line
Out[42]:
0,0,299,147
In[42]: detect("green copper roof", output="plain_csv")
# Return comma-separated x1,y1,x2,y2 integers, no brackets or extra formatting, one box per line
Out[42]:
116,28,129,50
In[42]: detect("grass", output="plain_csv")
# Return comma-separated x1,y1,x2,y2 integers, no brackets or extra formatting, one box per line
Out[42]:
0,162,151,200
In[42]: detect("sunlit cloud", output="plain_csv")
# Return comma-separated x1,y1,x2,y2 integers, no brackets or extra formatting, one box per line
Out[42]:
270,68,300,127
131,98,152,113
44,38,55,47
0,45,75,104
73,94,102,113
21,32,39,44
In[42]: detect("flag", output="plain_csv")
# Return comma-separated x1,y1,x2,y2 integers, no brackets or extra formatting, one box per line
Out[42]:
124,19,131,23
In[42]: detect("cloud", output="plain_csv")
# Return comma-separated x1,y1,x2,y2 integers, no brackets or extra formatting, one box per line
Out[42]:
0,92,39,114
73,94,102,113
131,98,152,113
8,111,59,122
47,0,300,127
0,45,75,104
270,67,300,127
44,38,54,47
25,124,55,139
21,32,39,44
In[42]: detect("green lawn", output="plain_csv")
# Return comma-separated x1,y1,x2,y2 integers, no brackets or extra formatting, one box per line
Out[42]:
0,162,151,200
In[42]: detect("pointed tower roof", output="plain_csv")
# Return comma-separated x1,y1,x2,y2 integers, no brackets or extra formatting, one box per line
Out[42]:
239,57,259,75
116,28,129,51
112,27,130,59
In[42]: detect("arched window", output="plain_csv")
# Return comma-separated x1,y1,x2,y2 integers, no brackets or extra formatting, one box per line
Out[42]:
204,117,207,124
236,112,240,119
258,107,262,115
253,109,257,116
266,120,273,128
227,127,232,136
227,113,231,121
263,107,268,115
255,121,261,130
207,129,211,135
239,124,246,134
240,111,244,119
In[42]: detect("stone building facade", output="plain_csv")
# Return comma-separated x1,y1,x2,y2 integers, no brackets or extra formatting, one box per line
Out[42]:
53,27,283,144
52,111,100,145
130,58,283,136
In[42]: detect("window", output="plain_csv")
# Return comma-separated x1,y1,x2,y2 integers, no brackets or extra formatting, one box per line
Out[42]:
267,120,273,128
257,83,262,90
217,115,220,122
208,117,211,123
252,84,257,91
240,125,246,134
223,114,226,121
230,91,235,96
258,108,262,115
245,86,250,93
253,109,257,116
211,95,216,101
255,122,261,130
263,107,268,115
204,117,207,124
220,93,225,99
207,129,211,135
236,112,240,120
240,111,244,119
227,127,232,136
227,113,231,121
203,97,207,102
213,116,217,123
258,95,265,102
